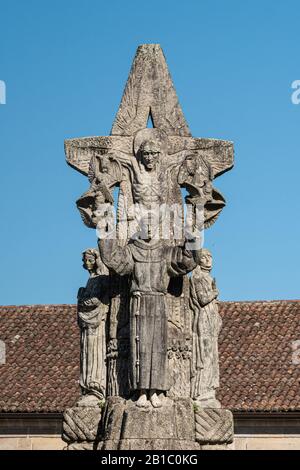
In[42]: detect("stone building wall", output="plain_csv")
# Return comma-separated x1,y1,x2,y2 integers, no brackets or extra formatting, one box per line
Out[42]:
0,434,299,450
0,435,65,450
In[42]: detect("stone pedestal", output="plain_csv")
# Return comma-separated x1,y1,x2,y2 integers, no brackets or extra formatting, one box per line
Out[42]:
62,397,234,450
99,397,199,450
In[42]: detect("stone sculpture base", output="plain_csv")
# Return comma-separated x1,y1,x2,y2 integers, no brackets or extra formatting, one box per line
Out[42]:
63,397,234,450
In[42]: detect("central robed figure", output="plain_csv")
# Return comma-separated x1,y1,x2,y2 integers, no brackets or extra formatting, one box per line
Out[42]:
99,216,199,409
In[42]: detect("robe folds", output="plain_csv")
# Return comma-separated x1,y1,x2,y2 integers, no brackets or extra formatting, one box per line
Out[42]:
78,275,109,398
190,270,222,400
99,237,198,391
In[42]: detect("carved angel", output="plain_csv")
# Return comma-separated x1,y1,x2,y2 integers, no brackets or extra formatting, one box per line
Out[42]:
76,152,123,228
178,152,226,229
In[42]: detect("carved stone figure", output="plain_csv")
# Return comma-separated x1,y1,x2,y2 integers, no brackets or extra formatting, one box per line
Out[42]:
124,131,167,238
76,154,123,229
178,153,214,205
98,217,200,409
77,249,109,406
132,135,164,208
190,249,222,408
62,44,234,449
178,152,226,230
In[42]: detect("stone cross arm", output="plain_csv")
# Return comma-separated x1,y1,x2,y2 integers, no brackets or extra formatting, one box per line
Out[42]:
65,44,233,181
65,134,233,180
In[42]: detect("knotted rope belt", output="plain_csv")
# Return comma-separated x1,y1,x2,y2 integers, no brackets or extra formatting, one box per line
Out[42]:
131,291,165,385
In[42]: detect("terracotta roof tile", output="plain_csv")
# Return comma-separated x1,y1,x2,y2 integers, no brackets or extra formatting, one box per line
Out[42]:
0,301,299,413
0,305,80,413
218,300,300,411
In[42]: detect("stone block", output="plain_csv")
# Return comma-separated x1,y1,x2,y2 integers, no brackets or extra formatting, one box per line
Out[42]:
68,441,95,450
31,437,65,450
118,439,200,450
194,408,234,444
101,397,126,441
62,405,102,443
244,436,300,450
97,397,202,450
99,438,199,451
0,437,31,450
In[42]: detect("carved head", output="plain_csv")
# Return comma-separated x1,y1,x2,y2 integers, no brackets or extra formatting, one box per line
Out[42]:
178,153,197,187
82,249,98,273
184,154,197,176
140,139,161,171
133,128,167,171
137,210,160,241
82,248,108,275
199,248,213,272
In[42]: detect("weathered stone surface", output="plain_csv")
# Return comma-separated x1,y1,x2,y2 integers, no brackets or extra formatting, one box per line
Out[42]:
77,249,109,403
67,442,95,450
101,397,127,441
194,408,234,444
234,437,300,451
200,443,232,450
121,399,194,440
99,398,196,449
62,406,102,443
0,437,65,451
31,438,65,451
64,45,233,180
63,43,234,450
175,399,196,440
190,249,222,408
114,439,200,451
0,437,32,450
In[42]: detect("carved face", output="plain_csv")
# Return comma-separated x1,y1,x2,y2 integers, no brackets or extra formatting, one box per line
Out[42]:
138,212,160,241
185,154,196,175
200,250,212,271
141,141,160,171
83,253,96,272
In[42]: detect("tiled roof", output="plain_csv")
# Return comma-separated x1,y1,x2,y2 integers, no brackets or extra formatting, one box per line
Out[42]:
0,305,80,413
218,300,300,412
0,301,299,413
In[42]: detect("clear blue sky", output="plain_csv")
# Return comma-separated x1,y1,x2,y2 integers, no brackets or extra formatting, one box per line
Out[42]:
1,0,300,304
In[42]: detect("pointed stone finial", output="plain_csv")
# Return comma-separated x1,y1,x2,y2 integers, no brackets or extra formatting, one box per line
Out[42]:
111,44,191,137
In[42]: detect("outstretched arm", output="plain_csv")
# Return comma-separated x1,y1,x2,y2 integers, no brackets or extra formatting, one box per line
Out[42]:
98,238,133,276
167,239,201,277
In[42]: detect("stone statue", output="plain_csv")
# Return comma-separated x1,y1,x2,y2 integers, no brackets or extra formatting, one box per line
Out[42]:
77,248,109,406
190,249,222,408
131,134,164,209
62,44,234,450
98,216,200,409
76,154,123,229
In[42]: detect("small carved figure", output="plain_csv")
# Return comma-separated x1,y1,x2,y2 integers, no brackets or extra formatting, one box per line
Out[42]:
178,152,227,230
178,153,213,205
76,153,123,228
190,249,222,408
77,248,109,406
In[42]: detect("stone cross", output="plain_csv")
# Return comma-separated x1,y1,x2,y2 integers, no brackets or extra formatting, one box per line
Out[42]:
65,44,233,191
62,44,235,450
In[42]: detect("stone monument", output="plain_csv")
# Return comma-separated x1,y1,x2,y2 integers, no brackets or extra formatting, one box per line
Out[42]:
62,44,234,450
